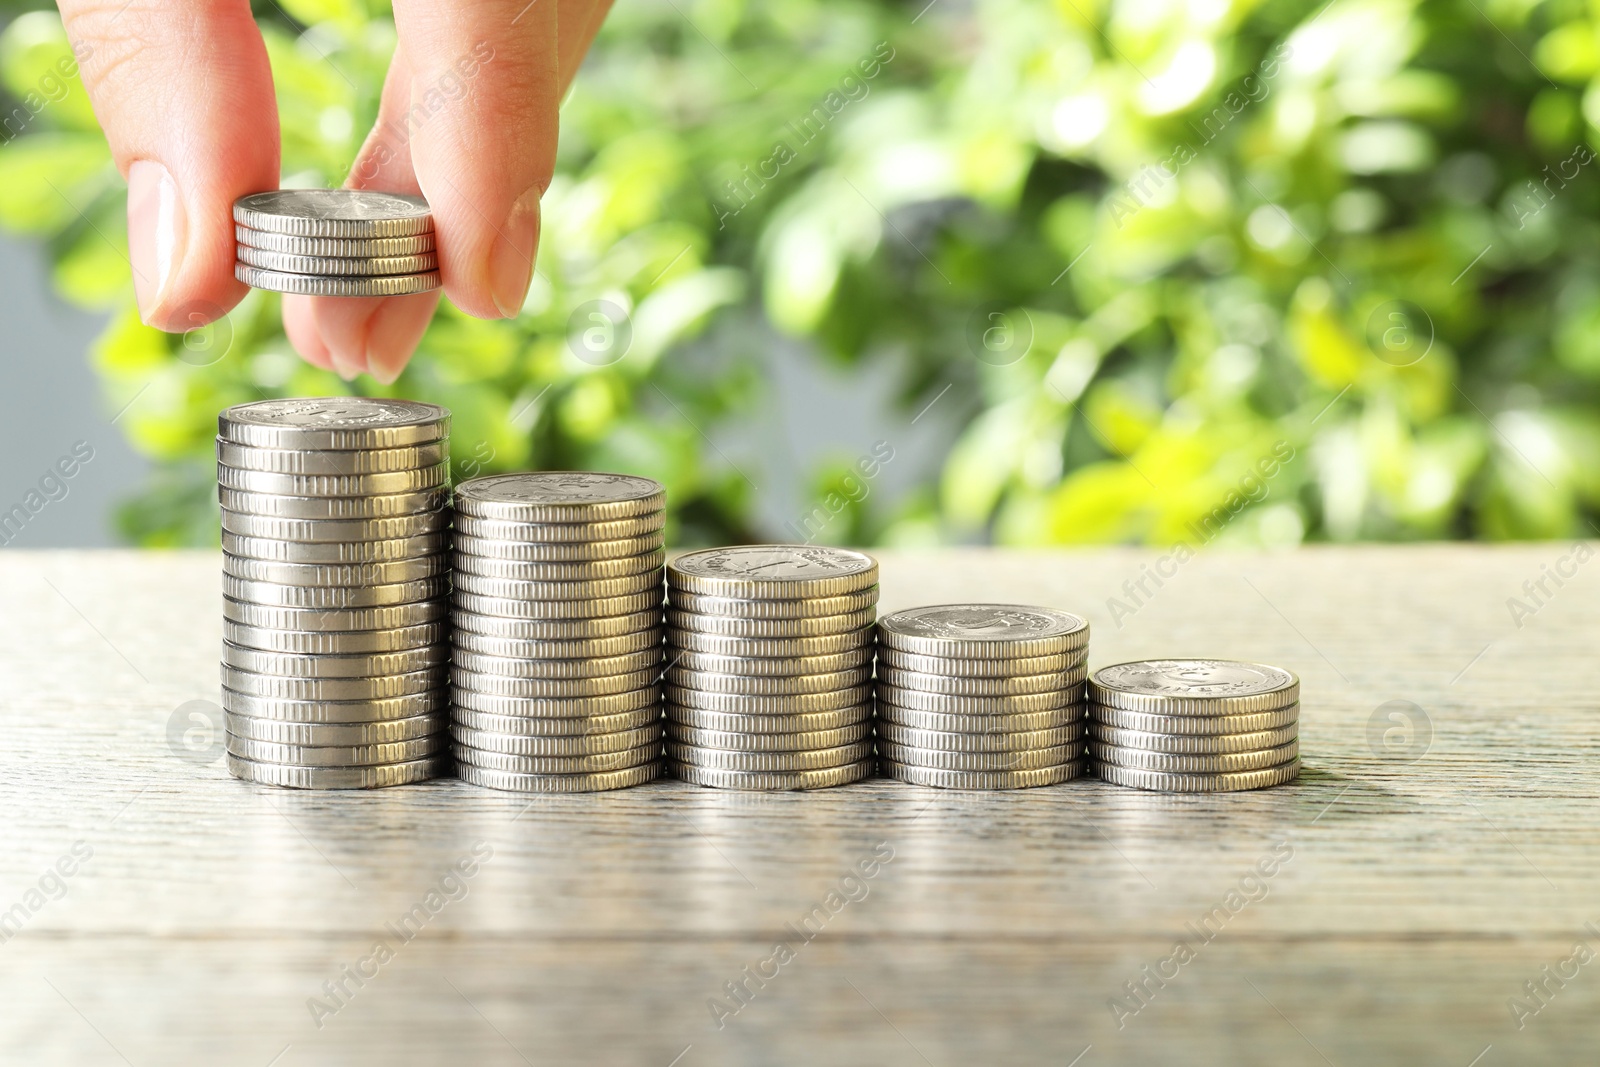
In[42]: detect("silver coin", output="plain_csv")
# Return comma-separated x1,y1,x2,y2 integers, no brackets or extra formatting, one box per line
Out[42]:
452,570,662,601
451,648,662,679
221,665,446,700
876,604,1090,658
451,628,660,659
218,485,448,520
667,588,878,619
453,472,665,522
223,596,447,632
217,462,447,497
879,760,1085,790
666,627,875,658
450,725,660,756
664,706,873,733
233,190,434,238
667,546,878,599
223,531,448,563
668,724,870,752
452,512,665,543
451,532,664,562
667,740,873,772
235,264,442,296
668,648,871,677
874,648,1085,678
453,548,665,580
451,708,660,735
1089,704,1300,734
667,607,876,638
450,667,658,699
221,509,449,542
1090,740,1299,774
452,743,658,774
452,607,660,640
224,619,447,655
456,761,660,793
221,688,446,723
215,438,447,475
1089,723,1299,753
452,686,659,718
669,758,873,791
1089,660,1300,714
875,705,1086,733
235,226,436,256
1094,760,1302,792
452,590,660,621
218,397,448,451
221,641,447,678
228,734,446,767
876,664,1086,697
664,665,872,696
877,741,1080,772
874,722,1085,752
227,712,445,746
227,753,446,789
875,685,1080,714
223,574,449,609
223,552,447,586
236,244,439,275
663,682,872,714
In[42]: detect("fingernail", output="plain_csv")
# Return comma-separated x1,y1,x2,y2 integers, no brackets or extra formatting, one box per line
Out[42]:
127,160,185,324
489,189,541,318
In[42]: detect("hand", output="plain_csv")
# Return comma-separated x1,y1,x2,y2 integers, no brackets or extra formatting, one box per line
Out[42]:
59,0,612,383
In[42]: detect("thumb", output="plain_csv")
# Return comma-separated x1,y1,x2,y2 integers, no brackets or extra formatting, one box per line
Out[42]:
59,0,278,331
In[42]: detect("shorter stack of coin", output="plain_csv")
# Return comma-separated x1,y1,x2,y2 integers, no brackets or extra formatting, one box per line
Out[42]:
218,398,452,789
664,547,878,790
450,473,666,792
234,190,441,297
1088,659,1300,792
875,605,1090,789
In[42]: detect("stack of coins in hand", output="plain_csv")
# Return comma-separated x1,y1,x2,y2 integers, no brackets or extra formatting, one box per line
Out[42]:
664,546,879,790
449,473,667,792
233,190,441,297
1088,659,1300,792
875,605,1090,789
218,398,452,788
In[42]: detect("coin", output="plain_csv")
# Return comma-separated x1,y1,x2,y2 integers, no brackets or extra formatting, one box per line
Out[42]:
668,649,871,676
221,509,449,542
221,642,448,678
227,753,447,788
455,762,660,793
224,619,447,655
1090,740,1299,774
223,596,447,631
1089,660,1300,714
451,708,661,735
452,744,658,774
222,688,446,723
876,605,1090,658
219,485,449,520
223,574,449,609
1093,760,1302,792
217,463,447,497
451,648,662,679
450,628,660,659
666,607,876,638
222,553,447,586
1089,704,1300,734
664,665,872,696
452,687,660,718
666,740,872,772
233,190,434,238
663,706,872,733
669,759,873,791
451,590,660,620
219,397,448,451
452,607,659,640
874,648,1083,678
667,546,878,599
874,686,1081,714
668,588,878,619
666,627,874,658
452,570,662,601
451,667,658,699
876,664,1086,696
668,724,870,752
235,245,439,275
223,531,448,563
235,226,437,256
235,264,442,295
879,760,1085,790
876,741,1080,772
228,735,445,766
874,722,1085,752
452,548,665,580
226,712,445,746
452,512,666,543
221,665,446,700
1089,723,1299,753
450,725,660,756
874,704,1085,733
451,532,664,561
663,683,872,714
216,439,447,475
453,472,665,523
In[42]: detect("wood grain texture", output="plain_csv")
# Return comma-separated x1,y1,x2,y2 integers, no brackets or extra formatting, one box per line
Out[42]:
0,545,1596,1066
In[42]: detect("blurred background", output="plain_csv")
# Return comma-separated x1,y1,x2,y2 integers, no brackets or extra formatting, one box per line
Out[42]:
1,0,1597,550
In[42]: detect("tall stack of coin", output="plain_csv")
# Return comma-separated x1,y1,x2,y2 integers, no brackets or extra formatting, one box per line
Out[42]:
449,473,666,792
874,605,1090,789
233,190,441,297
218,398,452,788
664,547,878,790
1088,659,1301,791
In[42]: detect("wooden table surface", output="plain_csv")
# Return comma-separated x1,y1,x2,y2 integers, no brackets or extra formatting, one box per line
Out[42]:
1,545,1595,1066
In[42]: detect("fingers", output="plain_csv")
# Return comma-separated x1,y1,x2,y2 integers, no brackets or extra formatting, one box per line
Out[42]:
59,0,277,331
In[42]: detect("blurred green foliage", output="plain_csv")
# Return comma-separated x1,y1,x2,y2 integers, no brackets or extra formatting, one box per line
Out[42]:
1,0,1598,546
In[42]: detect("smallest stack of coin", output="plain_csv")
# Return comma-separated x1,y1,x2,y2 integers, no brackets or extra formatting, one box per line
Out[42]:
1087,659,1301,792
875,605,1090,789
233,190,441,297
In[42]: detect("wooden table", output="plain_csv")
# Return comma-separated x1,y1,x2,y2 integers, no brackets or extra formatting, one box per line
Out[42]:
1,546,1594,1066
